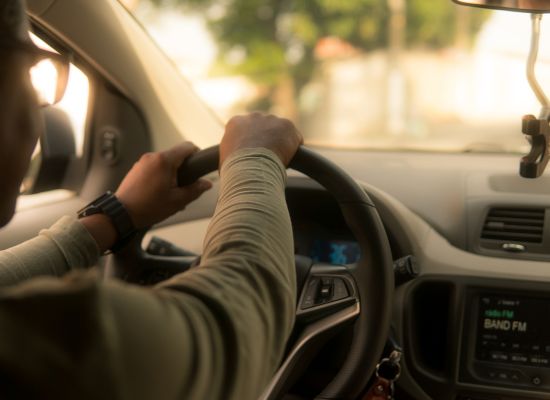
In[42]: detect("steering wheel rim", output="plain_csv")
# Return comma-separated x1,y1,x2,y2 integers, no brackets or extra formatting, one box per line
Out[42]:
108,145,394,399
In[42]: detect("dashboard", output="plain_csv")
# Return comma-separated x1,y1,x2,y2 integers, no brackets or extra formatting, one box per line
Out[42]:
286,183,366,266
103,112,550,396
148,148,550,400
285,149,550,400
308,239,360,265
295,231,360,266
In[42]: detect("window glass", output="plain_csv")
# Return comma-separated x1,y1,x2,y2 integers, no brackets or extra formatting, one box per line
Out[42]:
30,33,90,157
20,33,90,195
124,0,549,153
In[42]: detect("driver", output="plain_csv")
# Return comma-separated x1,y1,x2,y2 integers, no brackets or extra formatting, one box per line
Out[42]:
0,0,302,399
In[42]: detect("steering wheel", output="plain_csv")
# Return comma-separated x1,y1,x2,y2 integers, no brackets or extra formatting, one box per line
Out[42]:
105,145,394,400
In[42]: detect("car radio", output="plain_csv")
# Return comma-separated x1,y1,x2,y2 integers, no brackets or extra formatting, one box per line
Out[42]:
460,291,550,391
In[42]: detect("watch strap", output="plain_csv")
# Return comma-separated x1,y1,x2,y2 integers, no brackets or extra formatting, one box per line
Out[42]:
78,191,136,252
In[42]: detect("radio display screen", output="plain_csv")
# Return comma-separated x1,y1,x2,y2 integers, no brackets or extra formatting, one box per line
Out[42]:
476,294,550,367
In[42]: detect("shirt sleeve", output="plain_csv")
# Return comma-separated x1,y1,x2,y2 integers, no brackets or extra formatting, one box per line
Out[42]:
0,216,100,286
157,147,297,399
0,148,296,400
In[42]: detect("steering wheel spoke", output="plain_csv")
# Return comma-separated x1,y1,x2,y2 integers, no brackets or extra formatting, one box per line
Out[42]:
261,264,360,400
296,263,359,322
258,261,364,400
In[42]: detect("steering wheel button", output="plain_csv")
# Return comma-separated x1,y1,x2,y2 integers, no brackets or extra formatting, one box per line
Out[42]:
319,279,333,296
333,278,349,301
301,277,320,309
321,278,333,286
302,297,314,309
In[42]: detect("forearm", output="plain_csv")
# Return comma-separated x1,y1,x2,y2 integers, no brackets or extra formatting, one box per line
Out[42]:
0,216,100,286
157,148,296,400
79,213,118,253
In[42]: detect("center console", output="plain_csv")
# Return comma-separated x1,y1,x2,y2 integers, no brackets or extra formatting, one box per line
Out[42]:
460,290,550,392
404,277,550,400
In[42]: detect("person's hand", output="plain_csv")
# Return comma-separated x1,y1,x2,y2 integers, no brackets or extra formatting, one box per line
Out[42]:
220,112,303,167
116,142,212,229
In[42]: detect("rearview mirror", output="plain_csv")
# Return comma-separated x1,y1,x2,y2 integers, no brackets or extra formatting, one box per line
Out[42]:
453,0,550,178
453,0,550,13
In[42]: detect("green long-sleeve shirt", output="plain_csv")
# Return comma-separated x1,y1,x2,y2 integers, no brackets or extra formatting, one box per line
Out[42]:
0,148,296,400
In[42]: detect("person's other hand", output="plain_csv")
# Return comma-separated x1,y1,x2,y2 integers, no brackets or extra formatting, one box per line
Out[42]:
220,112,303,167
116,142,212,229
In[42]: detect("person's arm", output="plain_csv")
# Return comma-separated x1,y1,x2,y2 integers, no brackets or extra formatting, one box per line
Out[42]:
157,147,296,399
0,148,296,400
0,114,302,399
0,216,100,286
102,114,301,399
0,142,212,286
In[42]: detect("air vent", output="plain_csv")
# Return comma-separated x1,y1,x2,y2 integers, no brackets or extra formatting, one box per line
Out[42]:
481,208,545,243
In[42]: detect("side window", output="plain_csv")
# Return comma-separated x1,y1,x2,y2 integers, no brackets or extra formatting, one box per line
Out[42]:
19,33,90,202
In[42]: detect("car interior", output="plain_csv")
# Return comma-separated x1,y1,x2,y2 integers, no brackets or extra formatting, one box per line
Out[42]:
3,0,550,399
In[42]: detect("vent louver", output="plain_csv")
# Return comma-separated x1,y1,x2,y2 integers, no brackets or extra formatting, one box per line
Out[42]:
481,208,545,243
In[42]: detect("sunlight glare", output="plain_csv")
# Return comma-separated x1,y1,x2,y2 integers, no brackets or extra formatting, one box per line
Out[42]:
30,59,58,105
29,33,89,157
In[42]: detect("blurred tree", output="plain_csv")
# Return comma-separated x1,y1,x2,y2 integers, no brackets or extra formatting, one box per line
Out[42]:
148,0,487,118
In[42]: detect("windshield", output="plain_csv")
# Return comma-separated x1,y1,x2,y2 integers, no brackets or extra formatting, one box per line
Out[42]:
121,0,550,154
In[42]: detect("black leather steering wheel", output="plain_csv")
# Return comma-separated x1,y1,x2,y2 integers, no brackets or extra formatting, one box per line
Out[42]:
106,145,394,400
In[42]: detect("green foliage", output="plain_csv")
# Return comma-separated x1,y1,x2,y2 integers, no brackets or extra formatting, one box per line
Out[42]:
148,0,488,111
407,1,488,47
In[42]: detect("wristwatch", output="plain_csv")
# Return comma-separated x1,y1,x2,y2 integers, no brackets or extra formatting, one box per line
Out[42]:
77,191,136,252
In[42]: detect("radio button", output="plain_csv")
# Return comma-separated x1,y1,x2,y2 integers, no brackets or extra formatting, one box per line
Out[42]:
510,353,528,363
489,352,509,362
484,368,527,383
497,371,508,380
487,370,497,379
532,376,542,386
510,372,522,382
529,355,550,366
480,340,501,351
